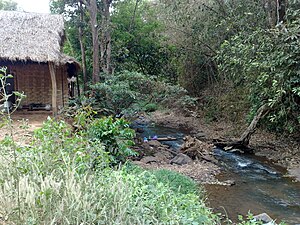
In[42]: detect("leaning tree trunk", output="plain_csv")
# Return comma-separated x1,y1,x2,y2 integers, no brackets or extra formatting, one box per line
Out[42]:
237,104,270,146
214,104,270,151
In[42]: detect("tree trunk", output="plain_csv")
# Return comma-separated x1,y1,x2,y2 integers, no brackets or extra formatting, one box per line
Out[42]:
238,104,269,146
129,0,140,31
100,0,112,75
78,1,88,91
49,62,58,117
88,0,100,84
213,104,270,151
277,0,287,24
264,0,277,27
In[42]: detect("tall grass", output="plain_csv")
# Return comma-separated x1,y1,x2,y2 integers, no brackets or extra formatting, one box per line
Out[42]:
0,119,218,225
0,155,217,224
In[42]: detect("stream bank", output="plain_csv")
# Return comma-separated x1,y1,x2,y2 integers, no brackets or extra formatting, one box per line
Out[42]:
131,110,300,224
131,119,221,184
146,110,300,182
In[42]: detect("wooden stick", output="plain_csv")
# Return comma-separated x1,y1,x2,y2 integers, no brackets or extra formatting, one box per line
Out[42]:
157,137,177,141
49,62,57,117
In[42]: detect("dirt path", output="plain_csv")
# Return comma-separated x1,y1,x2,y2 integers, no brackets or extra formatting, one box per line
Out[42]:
0,111,51,142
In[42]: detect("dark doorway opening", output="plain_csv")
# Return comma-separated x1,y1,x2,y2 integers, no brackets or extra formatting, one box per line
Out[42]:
6,75,15,104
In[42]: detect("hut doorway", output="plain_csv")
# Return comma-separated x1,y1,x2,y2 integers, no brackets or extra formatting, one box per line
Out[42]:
0,69,15,105
6,75,16,104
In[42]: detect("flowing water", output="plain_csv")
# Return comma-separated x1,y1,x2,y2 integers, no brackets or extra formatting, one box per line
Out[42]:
206,149,300,224
133,122,300,224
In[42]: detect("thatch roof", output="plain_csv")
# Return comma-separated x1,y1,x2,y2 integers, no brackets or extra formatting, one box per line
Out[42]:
0,11,78,66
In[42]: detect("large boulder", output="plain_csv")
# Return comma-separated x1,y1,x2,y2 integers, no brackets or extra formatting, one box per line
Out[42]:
170,153,193,165
140,156,158,164
253,213,276,225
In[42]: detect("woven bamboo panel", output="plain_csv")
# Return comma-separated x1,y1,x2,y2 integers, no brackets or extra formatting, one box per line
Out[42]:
7,62,69,108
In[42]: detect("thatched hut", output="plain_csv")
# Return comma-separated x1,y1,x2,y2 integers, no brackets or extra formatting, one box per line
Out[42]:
0,11,80,115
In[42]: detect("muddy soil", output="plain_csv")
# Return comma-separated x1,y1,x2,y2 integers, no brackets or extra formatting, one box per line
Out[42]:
146,110,300,182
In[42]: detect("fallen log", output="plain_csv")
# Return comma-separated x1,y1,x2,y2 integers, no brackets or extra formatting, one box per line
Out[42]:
157,137,177,141
213,104,269,152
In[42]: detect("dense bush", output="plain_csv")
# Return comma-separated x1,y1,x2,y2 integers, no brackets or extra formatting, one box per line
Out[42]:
68,106,137,164
217,4,300,133
90,70,198,116
87,116,137,163
22,118,111,174
150,169,200,195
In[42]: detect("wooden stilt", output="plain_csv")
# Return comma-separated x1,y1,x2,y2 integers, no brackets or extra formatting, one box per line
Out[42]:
49,62,58,117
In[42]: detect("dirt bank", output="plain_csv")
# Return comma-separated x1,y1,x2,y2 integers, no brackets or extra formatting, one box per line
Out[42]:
131,138,222,184
146,110,300,182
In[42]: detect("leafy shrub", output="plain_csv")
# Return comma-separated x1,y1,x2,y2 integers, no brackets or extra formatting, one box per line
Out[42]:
90,70,197,116
91,80,138,115
25,118,111,174
237,213,286,225
217,5,300,133
72,104,97,130
148,169,200,195
65,106,137,164
144,103,158,112
87,116,137,163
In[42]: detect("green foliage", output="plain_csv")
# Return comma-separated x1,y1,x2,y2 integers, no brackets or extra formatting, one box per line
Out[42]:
0,0,17,10
51,0,176,85
237,212,286,225
150,169,200,195
0,118,219,224
158,0,270,95
144,103,158,112
87,116,137,163
202,85,250,125
72,104,98,130
217,5,300,133
91,78,139,115
28,118,111,173
63,103,137,164
90,70,197,116
112,0,175,79
0,161,218,224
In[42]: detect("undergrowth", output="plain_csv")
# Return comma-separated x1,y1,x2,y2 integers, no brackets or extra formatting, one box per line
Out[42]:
0,67,285,224
87,70,198,116
0,118,218,225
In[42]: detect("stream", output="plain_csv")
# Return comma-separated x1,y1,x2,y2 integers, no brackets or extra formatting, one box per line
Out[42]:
135,122,300,224
207,149,300,224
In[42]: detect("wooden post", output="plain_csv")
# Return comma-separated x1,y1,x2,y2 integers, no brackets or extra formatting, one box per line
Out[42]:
49,62,58,117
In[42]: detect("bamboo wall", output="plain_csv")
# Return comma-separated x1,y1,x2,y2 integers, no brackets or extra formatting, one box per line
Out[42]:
2,61,69,109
